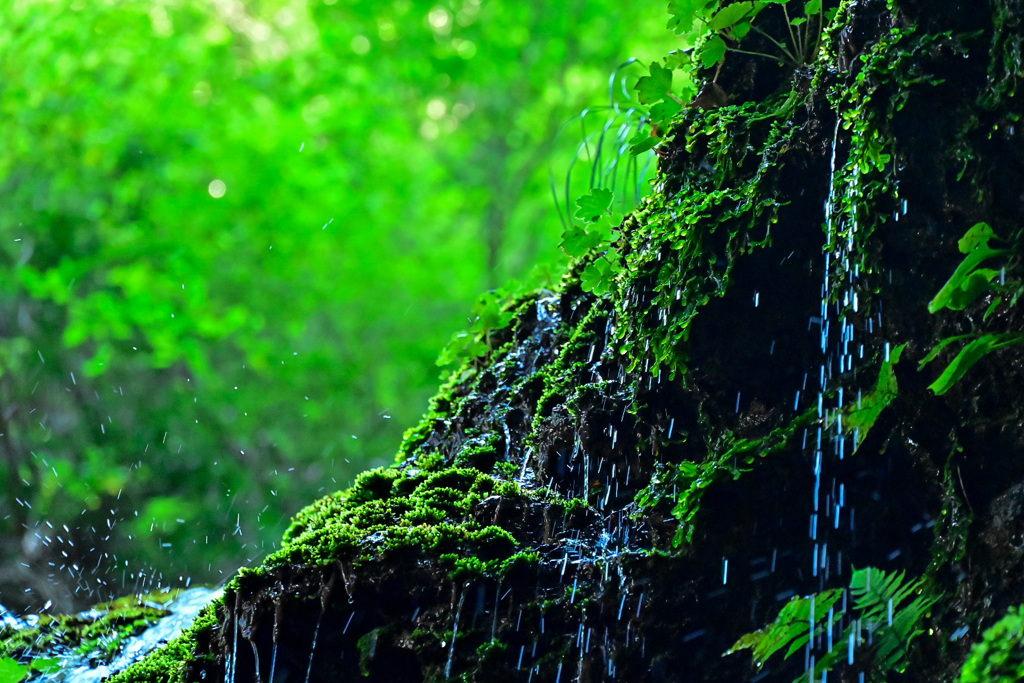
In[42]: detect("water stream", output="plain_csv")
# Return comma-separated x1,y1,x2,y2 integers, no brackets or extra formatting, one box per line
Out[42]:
24,586,223,683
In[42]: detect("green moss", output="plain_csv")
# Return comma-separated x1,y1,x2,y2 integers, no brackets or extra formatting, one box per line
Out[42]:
107,606,219,683
453,433,501,470
91,12,987,682
960,606,1024,683
493,461,518,480
0,592,177,663
634,406,818,547
357,627,381,677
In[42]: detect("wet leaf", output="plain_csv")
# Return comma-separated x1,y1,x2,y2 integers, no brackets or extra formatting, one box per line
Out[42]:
29,658,62,675
983,295,1004,321
958,221,999,253
918,334,973,370
928,224,1006,313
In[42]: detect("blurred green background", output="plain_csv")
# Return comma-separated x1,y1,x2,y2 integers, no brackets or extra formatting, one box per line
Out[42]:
0,0,677,611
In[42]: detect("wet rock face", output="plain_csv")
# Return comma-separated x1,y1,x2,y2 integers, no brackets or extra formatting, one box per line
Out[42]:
94,1,1024,681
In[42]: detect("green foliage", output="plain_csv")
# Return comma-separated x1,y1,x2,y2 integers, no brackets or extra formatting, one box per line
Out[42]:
574,187,616,222
726,589,844,667
921,223,1024,395
727,567,938,681
922,333,1023,396
635,62,677,105
561,188,618,259
107,606,219,683
960,606,1024,683
629,0,840,151
0,593,173,669
579,258,618,295
631,407,816,547
844,343,905,452
437,285,520,368
701,0,833,68
0,658,27,683
929,223,1007,314
840,567,938,675
0,0,682,597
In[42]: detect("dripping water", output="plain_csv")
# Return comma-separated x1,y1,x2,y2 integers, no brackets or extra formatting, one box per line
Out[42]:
269,591,283,683
304,572,335,683
228,589,241,683
445,588,467,679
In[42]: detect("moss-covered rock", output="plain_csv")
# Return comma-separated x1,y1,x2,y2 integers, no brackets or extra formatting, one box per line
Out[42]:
8,0,1024,680
961,605,1024,683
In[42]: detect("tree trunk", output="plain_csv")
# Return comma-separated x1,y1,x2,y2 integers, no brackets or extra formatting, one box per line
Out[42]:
106,0,1024,680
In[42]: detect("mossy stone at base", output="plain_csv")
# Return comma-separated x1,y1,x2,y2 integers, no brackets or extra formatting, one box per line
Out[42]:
960,606,1024,683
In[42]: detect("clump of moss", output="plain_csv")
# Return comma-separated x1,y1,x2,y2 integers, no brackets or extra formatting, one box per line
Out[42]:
960,606,1024,683
108,606,219,683
0,592,176,663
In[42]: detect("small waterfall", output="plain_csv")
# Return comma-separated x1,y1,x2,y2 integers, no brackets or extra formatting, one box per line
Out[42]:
806,99,894,673
27,586,223,683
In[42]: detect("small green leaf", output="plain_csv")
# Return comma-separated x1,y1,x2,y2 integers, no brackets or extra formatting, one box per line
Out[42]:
580,257,616,295
928,333,1023,395
666,0,705,34
0,657,28,683
805,0,822,15
649,99,682,128
708,1,762,30
560,225,602,258
983,295,1004,321
635,62,673,105
30,657,62,674
700,35,728,67
845,343,905,450
918,334,973,370
958,222,997,253
573,188,614,222
789,17,807,27
628,131,660,155
731,19,753,40
725,589,844,667
663,49,692,70
928,223,1006,313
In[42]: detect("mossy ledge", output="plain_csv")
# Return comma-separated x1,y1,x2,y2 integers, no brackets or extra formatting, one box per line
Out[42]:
15,0,1024,680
